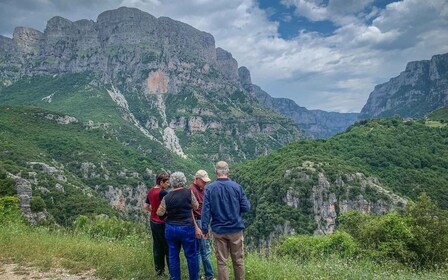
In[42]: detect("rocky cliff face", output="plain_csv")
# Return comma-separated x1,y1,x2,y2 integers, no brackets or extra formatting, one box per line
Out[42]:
360,53,448,119
247,81,359,139
0,7,303,163
254,161,406,248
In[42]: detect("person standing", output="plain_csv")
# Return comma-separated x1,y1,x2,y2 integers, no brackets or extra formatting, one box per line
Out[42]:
144,172,170,277
189,170,215,280
157,171,200,280
201,161,250,280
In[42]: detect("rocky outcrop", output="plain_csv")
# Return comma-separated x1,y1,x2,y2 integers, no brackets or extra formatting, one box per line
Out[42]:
9,174,50,225
251,85,359,138
255,161,407,248
360,53,448,119
216,48,239,83
100,183,147,213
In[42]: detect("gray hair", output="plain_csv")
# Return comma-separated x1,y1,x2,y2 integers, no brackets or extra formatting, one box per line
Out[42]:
170,171,187,188
215,161,229,176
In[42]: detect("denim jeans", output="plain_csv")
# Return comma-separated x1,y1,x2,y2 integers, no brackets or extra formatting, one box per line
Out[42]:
165,223,199,280
197,219,214,280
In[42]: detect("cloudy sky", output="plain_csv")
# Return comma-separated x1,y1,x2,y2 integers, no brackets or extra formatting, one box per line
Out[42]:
1,0,447,112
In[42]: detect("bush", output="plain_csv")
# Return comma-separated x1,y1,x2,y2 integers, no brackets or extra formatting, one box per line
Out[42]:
0,196,24,224
360,213,414,264
0,171,16,196
276,231,358,260
30,195,46,212
406,193,448,267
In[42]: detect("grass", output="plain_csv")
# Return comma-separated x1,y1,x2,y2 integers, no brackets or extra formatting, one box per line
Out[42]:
425,120,447,128
1,222,447,280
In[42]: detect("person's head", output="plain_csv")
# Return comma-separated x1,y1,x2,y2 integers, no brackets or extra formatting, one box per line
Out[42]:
194,170,211,188
170,171,187,188
156,172,170,189
215,161,229,177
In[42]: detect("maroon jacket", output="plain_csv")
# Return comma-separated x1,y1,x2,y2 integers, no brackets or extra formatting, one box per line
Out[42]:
189,183,204,219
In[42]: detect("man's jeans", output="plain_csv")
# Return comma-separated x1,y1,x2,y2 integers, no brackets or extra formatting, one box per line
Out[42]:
197,219,214,280
165,223,199,280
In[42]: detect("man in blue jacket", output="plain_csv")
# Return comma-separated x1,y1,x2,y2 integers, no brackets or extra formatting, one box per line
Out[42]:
201,161,250,280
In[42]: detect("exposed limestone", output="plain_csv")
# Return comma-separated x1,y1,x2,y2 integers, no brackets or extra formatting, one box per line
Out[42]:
146,69,168,94
360,53,448,118
107,85,161,143
280,162,407,240
43,113,78,124
8,174,50,225
101,183,148,212
28,162,67,182
55,183,65,192
162,127,186,158
41,92,56,103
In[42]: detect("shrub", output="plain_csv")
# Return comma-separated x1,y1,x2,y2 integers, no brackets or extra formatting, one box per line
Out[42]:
406,193,448,267
276,231,358,260
0,196,23,224
30,195,46,212
360,213,414,264
0,171,16,196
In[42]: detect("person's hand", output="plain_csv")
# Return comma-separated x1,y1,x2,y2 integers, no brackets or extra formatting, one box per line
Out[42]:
195,227,203,238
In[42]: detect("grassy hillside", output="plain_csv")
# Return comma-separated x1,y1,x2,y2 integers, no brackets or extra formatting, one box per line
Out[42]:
0,72,303,164
427,105,448,123
234,117,448,243
0,106,202,225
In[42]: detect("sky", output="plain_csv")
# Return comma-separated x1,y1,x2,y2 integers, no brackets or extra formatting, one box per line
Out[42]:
1,0,447,113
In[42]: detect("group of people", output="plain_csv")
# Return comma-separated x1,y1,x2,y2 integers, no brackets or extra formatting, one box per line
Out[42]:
144,161,251,280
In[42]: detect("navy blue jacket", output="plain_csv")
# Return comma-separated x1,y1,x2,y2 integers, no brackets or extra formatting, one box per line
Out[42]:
201,178,250,235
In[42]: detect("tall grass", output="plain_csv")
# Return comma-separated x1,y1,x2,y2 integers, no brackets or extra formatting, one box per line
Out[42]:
1,222,448,280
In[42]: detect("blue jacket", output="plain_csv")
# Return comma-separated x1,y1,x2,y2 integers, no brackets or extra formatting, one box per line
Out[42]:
201,178,250,235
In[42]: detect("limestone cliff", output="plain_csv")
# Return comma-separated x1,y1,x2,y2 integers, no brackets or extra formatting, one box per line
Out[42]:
0,7,303,163
360,53,448,119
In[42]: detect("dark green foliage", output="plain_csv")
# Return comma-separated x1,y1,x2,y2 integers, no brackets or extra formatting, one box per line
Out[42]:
406,193,448,267
337,194,448,268
234,117,447,245
0,169,16,196
30,195,46,212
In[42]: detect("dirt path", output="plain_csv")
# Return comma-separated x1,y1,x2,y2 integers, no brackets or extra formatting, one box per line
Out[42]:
0,262,98,280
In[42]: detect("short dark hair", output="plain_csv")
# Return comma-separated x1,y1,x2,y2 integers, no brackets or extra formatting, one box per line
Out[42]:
156,172,170,185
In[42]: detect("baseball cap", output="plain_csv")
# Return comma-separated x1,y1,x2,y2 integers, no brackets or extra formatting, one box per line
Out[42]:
195,170,211,182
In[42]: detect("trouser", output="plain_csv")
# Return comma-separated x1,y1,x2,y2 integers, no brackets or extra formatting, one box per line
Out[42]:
197,219,214,280
165,223,199,280
150,220,169,276
212,231,245,280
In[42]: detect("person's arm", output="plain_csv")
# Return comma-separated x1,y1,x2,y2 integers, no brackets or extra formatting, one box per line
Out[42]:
157,197,167,217
144,195,151,211
192,211,203,238
191,190,199,210
201,188,211,237
240,186,250,213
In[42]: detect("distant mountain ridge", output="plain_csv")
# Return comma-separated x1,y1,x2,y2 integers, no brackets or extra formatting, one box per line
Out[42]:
360,53,448,119
251,84,359,138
